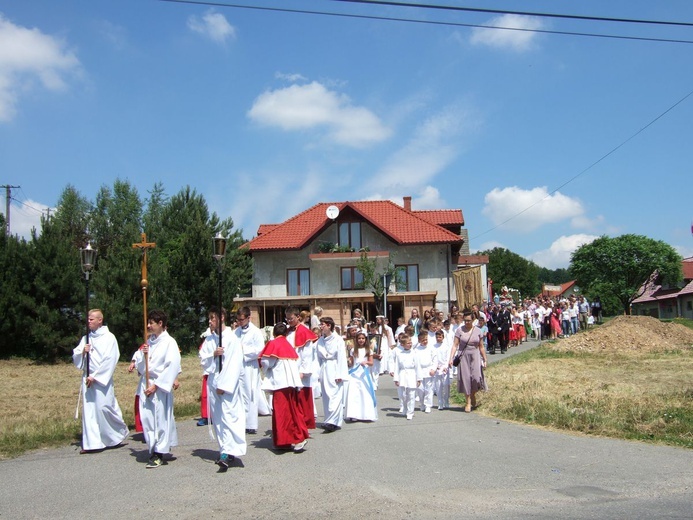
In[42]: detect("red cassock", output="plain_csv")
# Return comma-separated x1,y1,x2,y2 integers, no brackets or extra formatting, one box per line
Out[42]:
260,337,309,447
293,324,318,429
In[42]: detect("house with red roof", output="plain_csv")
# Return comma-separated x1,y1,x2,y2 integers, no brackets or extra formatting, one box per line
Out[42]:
540,280,580,299
235,196,488,329
631,256,693,319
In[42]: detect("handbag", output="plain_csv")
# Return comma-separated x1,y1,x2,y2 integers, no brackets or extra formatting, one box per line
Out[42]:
452,329,474,366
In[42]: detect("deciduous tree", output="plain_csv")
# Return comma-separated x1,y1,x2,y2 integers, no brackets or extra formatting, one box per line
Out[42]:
570,234,682,315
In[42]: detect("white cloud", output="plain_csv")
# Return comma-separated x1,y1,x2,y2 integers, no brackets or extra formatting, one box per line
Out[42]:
0,14,80,122
482,186,587,232
216,166,326,238
96,20,128,50
375,106,467,190
363,186,447,212
247,81,390,148
474,240,505,253
187,10,236,45
275,72,307,83
2,199,52,239
529,234,600,269
674,244,693,260
470,14,544,51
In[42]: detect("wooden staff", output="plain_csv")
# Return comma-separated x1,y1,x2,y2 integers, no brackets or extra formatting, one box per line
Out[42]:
133,233,156,389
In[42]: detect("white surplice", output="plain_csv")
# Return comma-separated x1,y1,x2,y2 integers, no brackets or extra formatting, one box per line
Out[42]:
201,328,247,457
235,322,269,430
73,326,129,451
134,330,181,455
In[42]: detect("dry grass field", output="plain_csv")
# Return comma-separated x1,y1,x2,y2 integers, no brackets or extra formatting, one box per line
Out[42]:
471,316,693,448
0,355,202,459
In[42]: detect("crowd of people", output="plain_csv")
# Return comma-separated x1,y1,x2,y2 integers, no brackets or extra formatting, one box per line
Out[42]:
72,295,598,471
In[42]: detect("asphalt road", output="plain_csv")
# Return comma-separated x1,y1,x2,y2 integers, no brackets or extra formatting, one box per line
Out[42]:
1,339,691,519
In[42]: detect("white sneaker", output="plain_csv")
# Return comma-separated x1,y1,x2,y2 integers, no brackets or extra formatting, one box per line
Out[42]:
406,414,413,420
293,440,308,452
425,407,431,413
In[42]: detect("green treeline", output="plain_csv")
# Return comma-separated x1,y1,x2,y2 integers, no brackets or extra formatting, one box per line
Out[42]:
0,181,252,361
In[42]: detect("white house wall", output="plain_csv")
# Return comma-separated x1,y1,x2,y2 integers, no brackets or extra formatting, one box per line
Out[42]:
251,222,454,301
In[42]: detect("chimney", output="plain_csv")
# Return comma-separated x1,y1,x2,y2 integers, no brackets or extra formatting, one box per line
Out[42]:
403,196,412,212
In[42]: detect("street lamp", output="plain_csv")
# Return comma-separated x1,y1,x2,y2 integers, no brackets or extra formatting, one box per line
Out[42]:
382,272,393,320
79,242,97,377
213,232,227,372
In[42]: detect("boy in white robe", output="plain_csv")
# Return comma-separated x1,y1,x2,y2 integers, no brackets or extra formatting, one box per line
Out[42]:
235,306,269,435
73,309,129,453
200,307,247,470
431,330,451,410
316,317,349,432
392,335,421,420
414,331,435,413
134,309,181,469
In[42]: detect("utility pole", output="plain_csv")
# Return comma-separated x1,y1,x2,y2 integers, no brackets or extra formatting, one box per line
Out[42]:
2,185,20,236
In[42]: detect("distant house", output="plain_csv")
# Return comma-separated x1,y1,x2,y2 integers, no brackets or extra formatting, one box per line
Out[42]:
540,281,580,300
235,196,488,329
631,257,693,319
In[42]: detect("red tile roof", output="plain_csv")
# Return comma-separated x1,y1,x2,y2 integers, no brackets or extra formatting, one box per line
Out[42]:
246,200,464,252
414,209,464,227
541,281,577,297
683,257,693,280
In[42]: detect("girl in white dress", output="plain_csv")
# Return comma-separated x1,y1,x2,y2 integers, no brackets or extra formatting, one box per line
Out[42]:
344,332,378,422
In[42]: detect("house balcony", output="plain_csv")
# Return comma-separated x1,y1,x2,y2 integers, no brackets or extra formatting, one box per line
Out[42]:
308,250,390,261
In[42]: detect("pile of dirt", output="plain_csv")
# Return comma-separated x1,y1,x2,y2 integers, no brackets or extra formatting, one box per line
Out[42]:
551,315,693,354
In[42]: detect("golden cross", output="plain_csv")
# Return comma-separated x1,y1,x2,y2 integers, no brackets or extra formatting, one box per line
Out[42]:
133,233,156,387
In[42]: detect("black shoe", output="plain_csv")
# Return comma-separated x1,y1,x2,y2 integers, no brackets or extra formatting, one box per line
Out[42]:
501,349,507,354
197,418,208,426
490,349,496,354
216,453,234,470
146,454,163,469
245,429,257,435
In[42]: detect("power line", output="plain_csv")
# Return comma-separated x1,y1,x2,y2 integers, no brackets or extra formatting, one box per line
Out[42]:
470,87,693,241
330,0,693,28
156,0,693,45
10,196,45,215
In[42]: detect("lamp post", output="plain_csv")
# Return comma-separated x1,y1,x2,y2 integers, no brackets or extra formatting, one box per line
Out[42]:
382,272,393,320
213,232,228,372
79,242,97,377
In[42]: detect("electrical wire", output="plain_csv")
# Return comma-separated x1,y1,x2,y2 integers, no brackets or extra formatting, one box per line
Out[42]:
156,0,693,45
470,87,693,241
329,0,693,28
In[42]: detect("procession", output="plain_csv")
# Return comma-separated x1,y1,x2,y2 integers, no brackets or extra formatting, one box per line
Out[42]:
72,303,492,471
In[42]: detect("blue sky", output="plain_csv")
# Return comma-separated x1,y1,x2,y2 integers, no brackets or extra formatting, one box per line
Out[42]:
1,0,692,268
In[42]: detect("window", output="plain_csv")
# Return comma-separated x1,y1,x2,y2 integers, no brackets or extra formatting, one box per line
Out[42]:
395,264,419,291
287,268,310,296
341,267,364,290
338,222,361,250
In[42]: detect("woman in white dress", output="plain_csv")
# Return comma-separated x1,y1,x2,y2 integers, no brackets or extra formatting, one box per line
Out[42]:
345,332,378,422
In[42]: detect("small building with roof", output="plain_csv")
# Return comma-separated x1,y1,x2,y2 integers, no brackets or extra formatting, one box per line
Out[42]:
631,257,693,319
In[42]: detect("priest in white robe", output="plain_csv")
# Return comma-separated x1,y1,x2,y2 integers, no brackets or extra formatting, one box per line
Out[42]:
73,309,129,453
